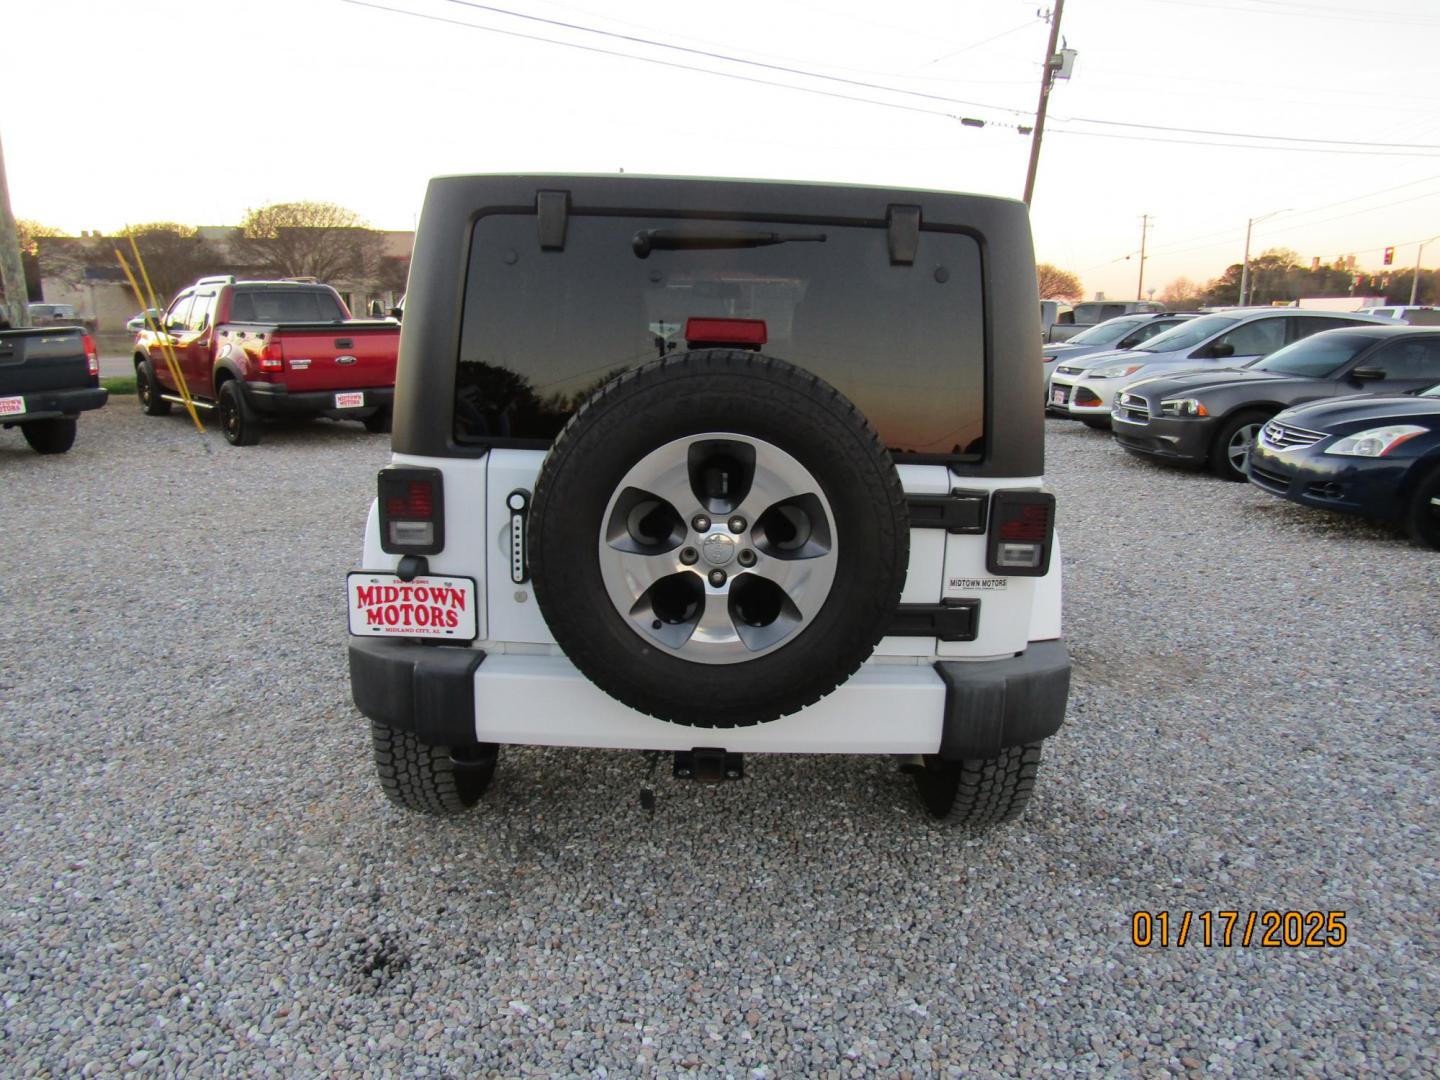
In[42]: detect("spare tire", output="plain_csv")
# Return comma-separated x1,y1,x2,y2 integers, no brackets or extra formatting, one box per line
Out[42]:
528,350,908,728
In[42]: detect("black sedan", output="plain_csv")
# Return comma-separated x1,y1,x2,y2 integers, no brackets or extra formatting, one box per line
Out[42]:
1110,326,1440,481
1246,385,1440,548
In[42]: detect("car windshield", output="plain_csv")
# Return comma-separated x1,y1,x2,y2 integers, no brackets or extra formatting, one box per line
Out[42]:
1249,331,1377,377
1134,314,1239,353
1065,316,1147,346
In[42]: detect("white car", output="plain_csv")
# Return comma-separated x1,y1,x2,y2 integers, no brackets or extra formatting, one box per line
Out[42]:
1047,308,1392,428
1042,312,1198,387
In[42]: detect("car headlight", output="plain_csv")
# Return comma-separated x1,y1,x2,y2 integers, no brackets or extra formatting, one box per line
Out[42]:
1160,398,1209,417
1087,363,1145,380
1324,424,1427,457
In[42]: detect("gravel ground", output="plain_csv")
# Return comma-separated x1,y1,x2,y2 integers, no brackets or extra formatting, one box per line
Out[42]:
1,405,1436,1077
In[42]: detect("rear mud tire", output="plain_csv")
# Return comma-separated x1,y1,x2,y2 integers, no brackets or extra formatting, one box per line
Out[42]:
912,742,1044,829
370,721,496,815
20,417,77,455
218,379,259,446
362,408,392,434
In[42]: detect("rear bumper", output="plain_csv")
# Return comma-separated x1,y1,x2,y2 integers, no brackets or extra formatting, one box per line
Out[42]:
0,386,107,424
243,383,393,417
349,637,1070,757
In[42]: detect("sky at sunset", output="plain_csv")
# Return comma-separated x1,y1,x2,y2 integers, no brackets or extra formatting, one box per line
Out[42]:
5,0,1438,300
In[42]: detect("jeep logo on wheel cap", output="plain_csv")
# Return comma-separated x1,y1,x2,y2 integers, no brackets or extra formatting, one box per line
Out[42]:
701,533,736,566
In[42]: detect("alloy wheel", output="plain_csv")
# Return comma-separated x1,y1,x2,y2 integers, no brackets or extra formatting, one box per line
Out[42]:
596,432,838,664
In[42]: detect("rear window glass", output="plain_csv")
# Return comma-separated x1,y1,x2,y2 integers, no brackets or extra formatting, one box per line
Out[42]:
455,213,986,460
230,288,345,323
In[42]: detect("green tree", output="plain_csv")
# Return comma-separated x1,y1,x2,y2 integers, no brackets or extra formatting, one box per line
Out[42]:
1036,263,1082,301
236,201,382,283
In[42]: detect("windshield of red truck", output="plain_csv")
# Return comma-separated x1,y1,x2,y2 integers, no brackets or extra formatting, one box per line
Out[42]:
454,213,986,461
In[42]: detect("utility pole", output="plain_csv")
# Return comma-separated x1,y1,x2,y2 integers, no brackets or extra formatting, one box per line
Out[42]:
1411,235,1438,306
0,130,31,328
1238,208,1289,307
1022,0,1067,207
1136,214,1151,301
1238,217,1254,306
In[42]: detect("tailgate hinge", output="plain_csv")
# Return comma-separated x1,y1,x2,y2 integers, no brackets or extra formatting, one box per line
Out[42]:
906,489,988,533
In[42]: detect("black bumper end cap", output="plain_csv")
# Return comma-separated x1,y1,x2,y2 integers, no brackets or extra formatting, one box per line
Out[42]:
933,640,1070,761
348,637,484,747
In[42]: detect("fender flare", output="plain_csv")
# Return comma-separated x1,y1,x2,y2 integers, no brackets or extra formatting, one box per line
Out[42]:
212,357,247,396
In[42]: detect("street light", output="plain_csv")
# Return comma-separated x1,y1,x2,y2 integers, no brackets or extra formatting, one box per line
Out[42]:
1239,209,1290,307
1411,235,1440,306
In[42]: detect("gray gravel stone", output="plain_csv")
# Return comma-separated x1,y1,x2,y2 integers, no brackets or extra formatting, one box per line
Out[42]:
0,407,1435,1076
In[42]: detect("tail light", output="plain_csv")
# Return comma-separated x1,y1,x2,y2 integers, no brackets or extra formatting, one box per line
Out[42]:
258,338,284,371
986,490,1055,576
82,334,99,377
378,466,444,554
684,317,767,350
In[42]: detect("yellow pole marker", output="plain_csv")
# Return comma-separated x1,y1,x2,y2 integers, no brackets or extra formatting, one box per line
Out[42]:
125,232,200,420
114,248,205,433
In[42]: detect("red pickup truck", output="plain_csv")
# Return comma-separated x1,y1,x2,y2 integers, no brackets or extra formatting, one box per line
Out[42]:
132,276,399,445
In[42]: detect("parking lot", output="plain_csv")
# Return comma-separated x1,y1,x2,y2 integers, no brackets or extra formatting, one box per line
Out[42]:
1,406,1435,1075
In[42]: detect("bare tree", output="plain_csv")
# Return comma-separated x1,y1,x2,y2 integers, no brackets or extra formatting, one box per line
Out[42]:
1159,277,1206,309
1036,263,1083,301
115,224,218,302
15,219,65,256
236,201,383,283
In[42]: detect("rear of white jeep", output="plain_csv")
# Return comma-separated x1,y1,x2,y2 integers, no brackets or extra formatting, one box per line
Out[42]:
347,175,1069,828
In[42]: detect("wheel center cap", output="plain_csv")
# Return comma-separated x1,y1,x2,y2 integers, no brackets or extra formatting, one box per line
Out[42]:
700,532,736,566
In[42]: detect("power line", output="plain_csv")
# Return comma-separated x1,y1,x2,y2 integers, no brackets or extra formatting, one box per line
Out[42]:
440,0,1031,116
1142,0,1440,26
342,0,1021,127
1046,126,1440,157
1141,175,1440,258
1059,115,1440,151
369,0,1440,156
920,17,1044,69
1084,178,1440,270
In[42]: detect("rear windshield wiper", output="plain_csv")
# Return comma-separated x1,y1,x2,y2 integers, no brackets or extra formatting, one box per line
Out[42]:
632,228,827,258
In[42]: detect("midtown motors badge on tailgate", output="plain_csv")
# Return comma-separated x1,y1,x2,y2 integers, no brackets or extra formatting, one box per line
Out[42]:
347,573,478,640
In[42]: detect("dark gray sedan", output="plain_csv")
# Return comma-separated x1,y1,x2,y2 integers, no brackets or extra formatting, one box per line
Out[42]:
1110,325,1440,480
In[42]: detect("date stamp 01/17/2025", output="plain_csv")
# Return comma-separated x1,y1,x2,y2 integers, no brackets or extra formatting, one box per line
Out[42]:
1130,910,1347,948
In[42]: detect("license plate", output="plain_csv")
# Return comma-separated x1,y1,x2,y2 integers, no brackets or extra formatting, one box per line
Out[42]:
1050,388,1068,406
0,396,25,416
347,573,478,640
335,391,364,408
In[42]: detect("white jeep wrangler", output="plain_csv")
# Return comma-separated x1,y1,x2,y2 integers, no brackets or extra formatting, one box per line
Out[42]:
347,175,1069,828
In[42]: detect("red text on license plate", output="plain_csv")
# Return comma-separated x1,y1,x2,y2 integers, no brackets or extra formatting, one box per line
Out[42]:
335,391,364,408
0,397,25,416
347,573,478,640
